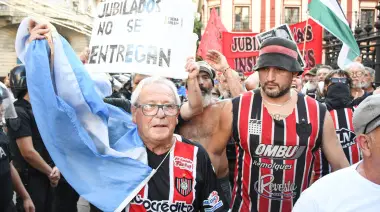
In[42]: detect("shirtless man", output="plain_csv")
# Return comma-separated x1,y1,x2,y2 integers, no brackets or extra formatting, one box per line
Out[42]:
177,60,235,204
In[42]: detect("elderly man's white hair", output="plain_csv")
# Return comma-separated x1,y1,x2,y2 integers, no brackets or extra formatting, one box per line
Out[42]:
344,62,365,72
364,67,375,78
131,76,181,106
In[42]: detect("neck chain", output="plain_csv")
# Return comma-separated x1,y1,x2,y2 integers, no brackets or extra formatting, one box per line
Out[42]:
262,89,293,107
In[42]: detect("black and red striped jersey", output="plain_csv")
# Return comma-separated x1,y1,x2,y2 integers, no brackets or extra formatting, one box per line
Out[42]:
127,135,229,212
313,107,361,182
231,89,326,212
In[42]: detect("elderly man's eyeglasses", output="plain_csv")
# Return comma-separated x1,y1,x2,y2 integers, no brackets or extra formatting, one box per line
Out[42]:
349,71,364,78
135,104,180,116
330,77,348,84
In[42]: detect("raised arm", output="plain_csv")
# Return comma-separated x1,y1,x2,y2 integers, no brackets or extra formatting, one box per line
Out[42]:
180,58,203,120
206,50,245,97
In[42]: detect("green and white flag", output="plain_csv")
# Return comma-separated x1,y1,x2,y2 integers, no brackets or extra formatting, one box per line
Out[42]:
309,0,360,69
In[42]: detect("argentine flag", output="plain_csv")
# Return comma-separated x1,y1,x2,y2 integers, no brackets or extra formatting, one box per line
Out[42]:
15,18,153,212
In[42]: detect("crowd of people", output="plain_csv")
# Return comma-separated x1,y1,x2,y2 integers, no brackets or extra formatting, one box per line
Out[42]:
0,20,380,212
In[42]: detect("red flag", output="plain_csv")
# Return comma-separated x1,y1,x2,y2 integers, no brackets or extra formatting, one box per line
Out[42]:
197,8,227,59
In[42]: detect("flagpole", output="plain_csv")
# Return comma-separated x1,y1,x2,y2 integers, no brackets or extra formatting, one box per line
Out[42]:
302,11,309,58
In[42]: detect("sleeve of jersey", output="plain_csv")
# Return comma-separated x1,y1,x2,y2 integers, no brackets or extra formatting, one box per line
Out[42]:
197,147,230,212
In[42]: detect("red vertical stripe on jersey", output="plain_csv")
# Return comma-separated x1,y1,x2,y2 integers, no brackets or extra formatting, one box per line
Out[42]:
330,110,338,128
239,92,253,211
282,111,297,211
302,97,319,191
346,108,360,164
172,141,195,204
258,107,273,212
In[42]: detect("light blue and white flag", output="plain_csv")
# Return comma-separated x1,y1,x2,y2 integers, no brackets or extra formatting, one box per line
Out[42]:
15,18,154,212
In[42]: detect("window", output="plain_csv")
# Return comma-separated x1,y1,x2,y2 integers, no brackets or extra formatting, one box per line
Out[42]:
361,9,375,28
234,6,250,31
284,7,300,25
209,6,220,16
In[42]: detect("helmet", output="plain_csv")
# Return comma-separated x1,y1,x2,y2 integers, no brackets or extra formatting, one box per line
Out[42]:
9,65,27,98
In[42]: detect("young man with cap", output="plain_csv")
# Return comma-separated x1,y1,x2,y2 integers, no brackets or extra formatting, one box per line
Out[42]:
293,94,380,212
177,60,234,205
199,37,349,211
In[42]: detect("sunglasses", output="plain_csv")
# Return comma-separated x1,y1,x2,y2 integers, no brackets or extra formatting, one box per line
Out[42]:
329,77,348,84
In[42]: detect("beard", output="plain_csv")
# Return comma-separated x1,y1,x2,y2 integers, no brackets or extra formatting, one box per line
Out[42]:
200,86,213,107
262,82,291,98
352,81,364,89
202,93,213,107
361,81,371,89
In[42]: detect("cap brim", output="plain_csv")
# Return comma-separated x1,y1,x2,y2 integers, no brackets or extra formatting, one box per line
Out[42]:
364,117,380,134
254,54,303,75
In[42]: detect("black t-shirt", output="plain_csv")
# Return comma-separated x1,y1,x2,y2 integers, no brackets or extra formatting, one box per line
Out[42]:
0,130,13,210
6,99,52,172
130,137,229,212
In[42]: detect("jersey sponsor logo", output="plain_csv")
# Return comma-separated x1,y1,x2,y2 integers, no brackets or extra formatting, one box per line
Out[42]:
248,119,262,135
173,156,193,172
254,174,297,200
252,160,292,171
131,195,194,212
253,144,306,159
175,177,193,197
203,191,223,212
336,128,356,149
0,146,7,159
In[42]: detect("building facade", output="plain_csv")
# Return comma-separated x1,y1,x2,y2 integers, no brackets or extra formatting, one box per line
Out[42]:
201,0,378,33
0,0,99,76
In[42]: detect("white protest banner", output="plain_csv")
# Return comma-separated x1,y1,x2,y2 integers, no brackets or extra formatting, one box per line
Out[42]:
256,24,305,68
85,0,197,79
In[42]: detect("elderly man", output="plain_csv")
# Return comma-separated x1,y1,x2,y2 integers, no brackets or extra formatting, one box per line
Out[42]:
294,95,380,211
345,62,368,99
127,77,229,211
301,67,320,99
188,37,349,211
363,66,376,93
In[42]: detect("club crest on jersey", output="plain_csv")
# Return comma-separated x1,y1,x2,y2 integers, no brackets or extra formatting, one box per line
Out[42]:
254,174,297,200
203,191,223,212
296,119,312,138
176,177,193,197
253,144,306,159
174,156,193,172
249,119,262,135
336,128,356,148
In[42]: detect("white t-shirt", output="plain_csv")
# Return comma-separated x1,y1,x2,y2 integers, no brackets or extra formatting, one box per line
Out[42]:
293,162,380,212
